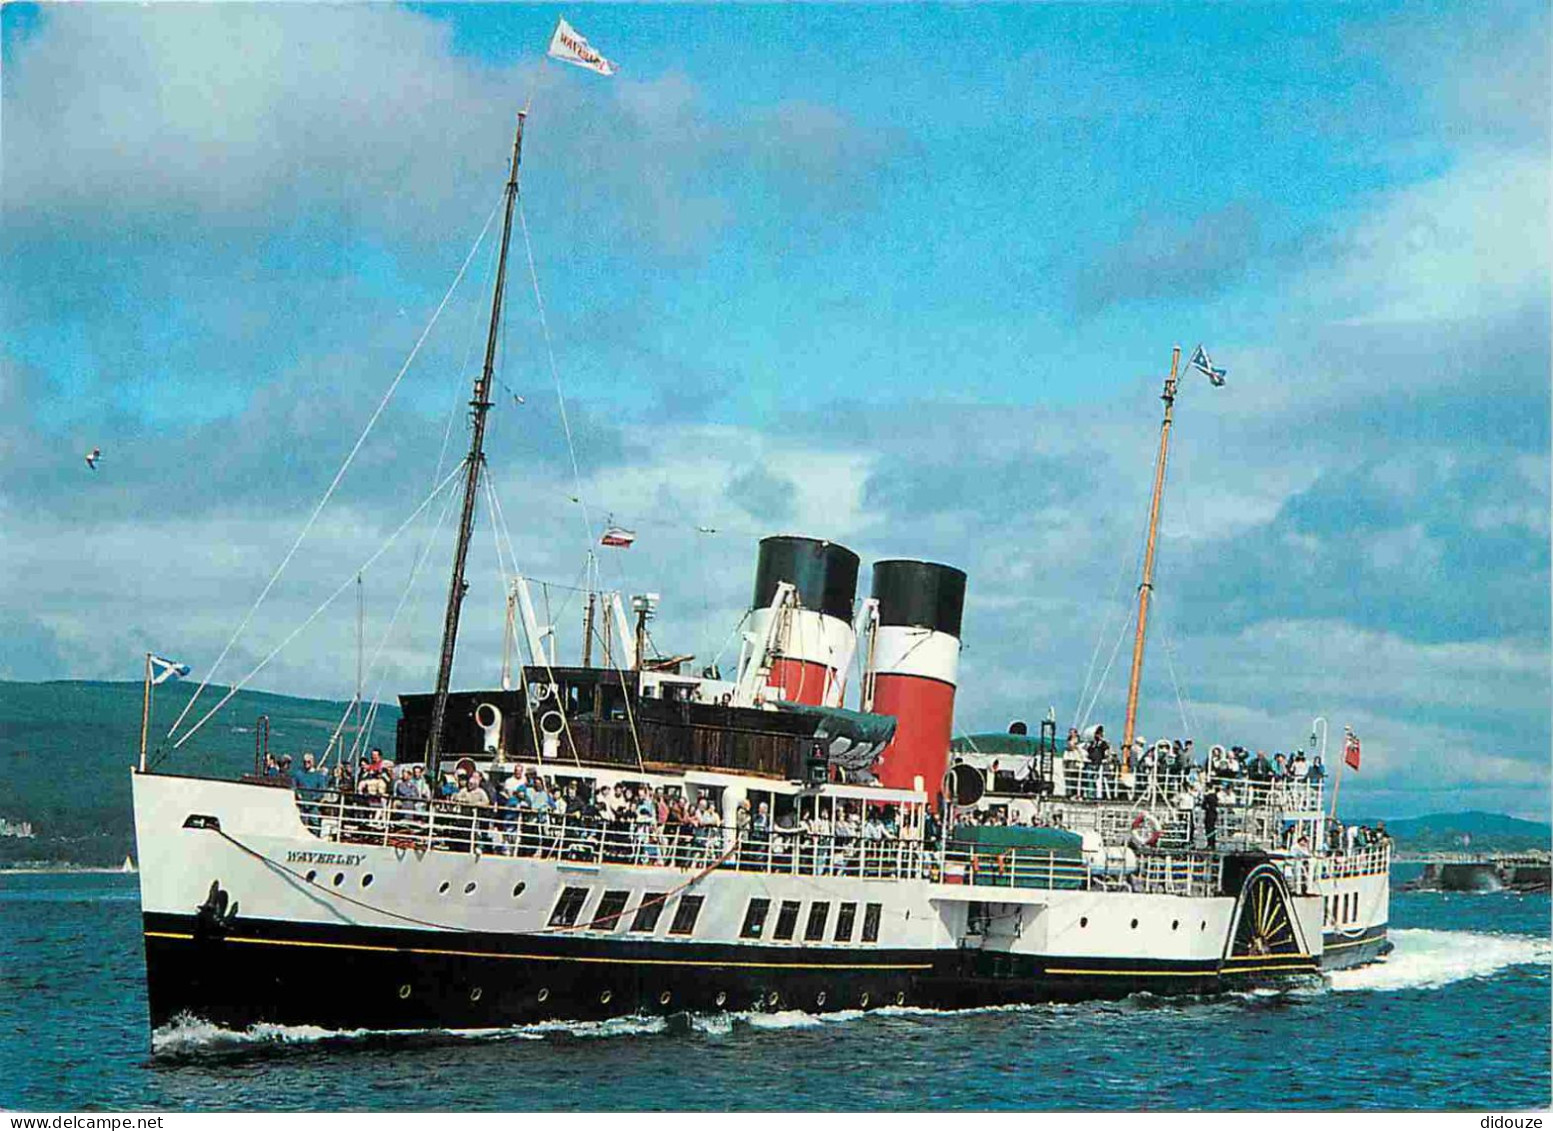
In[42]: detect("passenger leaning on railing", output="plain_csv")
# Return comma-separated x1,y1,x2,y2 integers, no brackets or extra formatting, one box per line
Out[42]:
291,752,329,832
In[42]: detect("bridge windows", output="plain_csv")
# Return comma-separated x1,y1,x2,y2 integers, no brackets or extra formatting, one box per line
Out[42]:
773,900,802,941
834,902,857,942
549,886,590,928
669,894,705,936
592,890,631,931
630,892,668,934
804,902,831,942
861,902,883,943
740,898,772,939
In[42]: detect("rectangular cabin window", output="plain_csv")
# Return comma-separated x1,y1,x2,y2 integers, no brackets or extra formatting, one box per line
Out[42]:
740,898,772,939
549,886,590,928
669,895,705,936
630,892,668,934
592,890,631,931
773,900,801,941
861,902,883,943
804,902,830,942
834,902,857,943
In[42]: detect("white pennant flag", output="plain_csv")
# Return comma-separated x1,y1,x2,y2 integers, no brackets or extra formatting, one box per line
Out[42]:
547,17,618,77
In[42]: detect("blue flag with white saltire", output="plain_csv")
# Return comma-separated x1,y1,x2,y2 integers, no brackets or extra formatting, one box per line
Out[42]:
1190,344,1227,386
150,655,191,686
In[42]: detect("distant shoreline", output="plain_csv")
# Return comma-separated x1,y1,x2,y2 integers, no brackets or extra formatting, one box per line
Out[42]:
0,864,136,875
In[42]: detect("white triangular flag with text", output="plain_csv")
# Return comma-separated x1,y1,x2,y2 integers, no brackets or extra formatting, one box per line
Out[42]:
547,17,618,77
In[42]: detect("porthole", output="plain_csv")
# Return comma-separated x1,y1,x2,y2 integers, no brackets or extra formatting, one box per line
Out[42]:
464,882,477,895
860,992,870,1007
537,988,550,1003
305,870,317,883
512,882,526,898
895,991,905,1006
816,991,827,1007
1171,920,1179,931
600,989,613,1005
332,872,345,887
1079,917,1088,928
659,990,672,1006
1200,920,1207,931
1130,918,1139,929
714,991,727,1007
397,984,412,1000
361,874,374,889
469,987,483,1002
438,881,450,894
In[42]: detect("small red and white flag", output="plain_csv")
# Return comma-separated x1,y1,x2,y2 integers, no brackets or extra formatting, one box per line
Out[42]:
600,525,636,549
548,17,618,77
1343,730,1362,771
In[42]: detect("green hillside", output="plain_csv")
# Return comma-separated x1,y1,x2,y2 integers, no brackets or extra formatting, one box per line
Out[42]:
0,680,400,866
1359,810,1552,854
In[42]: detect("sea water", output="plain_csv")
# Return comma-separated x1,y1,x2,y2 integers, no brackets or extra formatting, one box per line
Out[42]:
1,868,1547,1112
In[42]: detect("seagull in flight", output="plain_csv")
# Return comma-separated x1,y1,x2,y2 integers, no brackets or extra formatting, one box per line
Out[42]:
85,447,101,471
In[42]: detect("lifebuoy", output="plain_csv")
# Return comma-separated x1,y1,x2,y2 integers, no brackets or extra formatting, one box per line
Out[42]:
1129,812,1161,849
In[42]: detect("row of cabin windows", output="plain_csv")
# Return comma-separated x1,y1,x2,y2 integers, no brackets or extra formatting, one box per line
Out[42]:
1325,891,1360,927
738,898,882,944
549,887,705,937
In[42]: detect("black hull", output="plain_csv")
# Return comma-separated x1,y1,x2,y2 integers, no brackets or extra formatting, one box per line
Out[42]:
143,911,1319,1033
1320,924,1391,970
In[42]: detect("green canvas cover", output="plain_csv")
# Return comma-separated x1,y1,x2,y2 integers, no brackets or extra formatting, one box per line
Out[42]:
950,732,1059,756
946,823,1086,890
949,824,1084,856
774,701,897,771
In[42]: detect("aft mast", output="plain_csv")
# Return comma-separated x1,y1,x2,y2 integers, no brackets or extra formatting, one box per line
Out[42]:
427,113,527,765
1120,345,1181,765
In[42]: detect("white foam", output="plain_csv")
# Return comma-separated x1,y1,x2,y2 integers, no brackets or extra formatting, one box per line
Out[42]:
1328,928,1551,993
151,1011,671,1055
152,1014,373,1055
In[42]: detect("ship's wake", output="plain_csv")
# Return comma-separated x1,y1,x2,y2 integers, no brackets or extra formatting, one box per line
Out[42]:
1327,927,1550,994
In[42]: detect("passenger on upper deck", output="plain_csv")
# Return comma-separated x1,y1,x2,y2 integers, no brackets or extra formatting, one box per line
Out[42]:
292,752,328,831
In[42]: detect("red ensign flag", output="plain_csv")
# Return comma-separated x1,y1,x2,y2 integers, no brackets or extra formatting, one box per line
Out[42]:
1344,731,1362,771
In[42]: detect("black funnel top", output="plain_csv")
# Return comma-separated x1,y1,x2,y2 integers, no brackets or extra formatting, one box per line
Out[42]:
871,559,967,637
752,536,860,623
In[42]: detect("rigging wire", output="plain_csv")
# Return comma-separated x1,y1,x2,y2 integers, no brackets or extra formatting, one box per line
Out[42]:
1155,601,1199,741
169,461,469,752
516,194,595,554
1077,602,1136,735
347,482,462,766
166,195,505,746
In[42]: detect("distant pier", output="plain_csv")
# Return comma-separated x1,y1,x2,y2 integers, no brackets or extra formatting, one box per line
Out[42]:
1399,851,1550,893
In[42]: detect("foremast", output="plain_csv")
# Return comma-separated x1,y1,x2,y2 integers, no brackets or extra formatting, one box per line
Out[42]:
428,113,527,765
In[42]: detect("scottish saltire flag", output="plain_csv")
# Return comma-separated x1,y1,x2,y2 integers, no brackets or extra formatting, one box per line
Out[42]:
1189,344,1227,387
548,18,618,76
150,655,191,686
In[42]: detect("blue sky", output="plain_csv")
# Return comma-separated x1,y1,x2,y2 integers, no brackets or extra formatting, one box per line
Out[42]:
1,2,1548,819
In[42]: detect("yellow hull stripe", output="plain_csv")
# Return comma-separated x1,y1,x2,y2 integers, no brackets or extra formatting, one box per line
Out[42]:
143,931,930,971
1046,959,1316,977
1323,934,1385,951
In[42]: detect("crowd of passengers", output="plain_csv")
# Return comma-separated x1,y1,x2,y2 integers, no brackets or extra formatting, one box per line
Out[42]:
265,746,916,868
1035,725,1331,803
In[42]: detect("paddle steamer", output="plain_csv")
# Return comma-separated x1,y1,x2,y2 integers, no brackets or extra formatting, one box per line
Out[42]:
131,115,1390,1034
